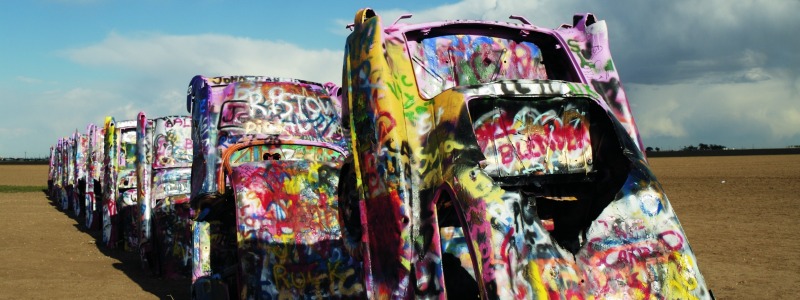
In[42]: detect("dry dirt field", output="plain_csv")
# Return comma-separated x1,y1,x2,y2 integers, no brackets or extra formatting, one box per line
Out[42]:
0,164,190,299
648,155,800,299
1,155,798,299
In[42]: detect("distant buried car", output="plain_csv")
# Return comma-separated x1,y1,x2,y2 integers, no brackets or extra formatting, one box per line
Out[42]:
84,123,105,230
71,130,89,218
102,117,138,249
135,113,194,278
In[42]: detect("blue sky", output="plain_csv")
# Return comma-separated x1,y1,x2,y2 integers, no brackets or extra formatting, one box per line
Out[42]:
1,0,798,158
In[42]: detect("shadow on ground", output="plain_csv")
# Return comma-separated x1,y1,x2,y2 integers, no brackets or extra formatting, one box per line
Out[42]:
44,189,191,300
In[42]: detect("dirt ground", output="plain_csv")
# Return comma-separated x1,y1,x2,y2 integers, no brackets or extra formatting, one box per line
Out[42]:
648,155,800,299
0,165,190,299
0,164,48,186
0,155,798,299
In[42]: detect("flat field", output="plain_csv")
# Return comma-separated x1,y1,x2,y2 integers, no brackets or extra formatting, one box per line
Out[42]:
0,164,48,186
0,155,797,299
648,155,800,299
0,164,189,299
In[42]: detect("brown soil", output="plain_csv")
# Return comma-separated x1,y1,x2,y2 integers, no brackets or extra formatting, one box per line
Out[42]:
0,165,189,299
0,164,48,186
649,155,800,299
0,155,798,299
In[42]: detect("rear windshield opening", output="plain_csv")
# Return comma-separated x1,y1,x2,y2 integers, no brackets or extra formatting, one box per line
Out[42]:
405,25,580,98
468,96,631,253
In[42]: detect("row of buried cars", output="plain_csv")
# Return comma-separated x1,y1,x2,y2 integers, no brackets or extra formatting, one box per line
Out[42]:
45,8,713,300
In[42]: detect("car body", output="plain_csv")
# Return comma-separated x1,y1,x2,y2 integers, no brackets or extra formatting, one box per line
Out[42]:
72,130,89,218
102,117,138,249
52,139,65,201
135,113,194,278
58,138,68,204
85,123,105,230
48,145,55,196
62,135,75,212
340,8,710,299
186,75,363,299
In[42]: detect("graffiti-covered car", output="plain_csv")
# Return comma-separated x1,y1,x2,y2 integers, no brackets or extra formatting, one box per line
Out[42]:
48,145,55,197
340,8,710,299
102,117,139,249
62,135,75,212
57,138,68,203
71,130,89,218
51,139,65,201
85,123,105,230
187,75,364,299
135,113,194,278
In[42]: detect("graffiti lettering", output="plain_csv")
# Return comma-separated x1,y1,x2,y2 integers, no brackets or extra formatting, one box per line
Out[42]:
411,34,548,97
472,101,592,176
209,76,291,86
217,84,343,142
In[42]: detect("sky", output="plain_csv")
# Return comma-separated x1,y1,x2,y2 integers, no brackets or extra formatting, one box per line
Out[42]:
1,0,798,158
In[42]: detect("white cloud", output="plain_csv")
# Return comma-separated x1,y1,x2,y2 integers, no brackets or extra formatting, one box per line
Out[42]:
362,0,800,85
332,0,543,37
739,49,768,68
632,94,688,138
5,31,347,157
5,0,799,157
16,76,43,84
630,76,800,149
741,68,771,82
357,0,800,149
0,86,126,157
60,30,345,125
62,32,343,84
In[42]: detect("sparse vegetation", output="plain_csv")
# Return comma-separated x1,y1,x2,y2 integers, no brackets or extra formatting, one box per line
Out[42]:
681,143,727,151
0,185,46,193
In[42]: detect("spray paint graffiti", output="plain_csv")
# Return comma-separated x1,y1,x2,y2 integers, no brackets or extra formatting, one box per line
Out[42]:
471,98,592,177
228,159,362,298
410,34,548,98
136,113,156,271
137,113,194,278
48,143,60,200
556,14,644,152
102,118,137,249
50,140,59,200
72,131,89,218
85,123,105,230
187,75,360,299
118,121,140,252
102,117,119,248
342,9,710,299
63,136,75,212
48,145,55,197
186,75,313,201
53,138,66,203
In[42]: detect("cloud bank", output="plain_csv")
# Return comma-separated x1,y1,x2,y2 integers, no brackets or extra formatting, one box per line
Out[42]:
1,32,342,157
368,0,800,149
2,0,797,158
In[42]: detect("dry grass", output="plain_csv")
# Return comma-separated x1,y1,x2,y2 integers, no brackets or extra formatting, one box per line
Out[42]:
0,186,46,193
